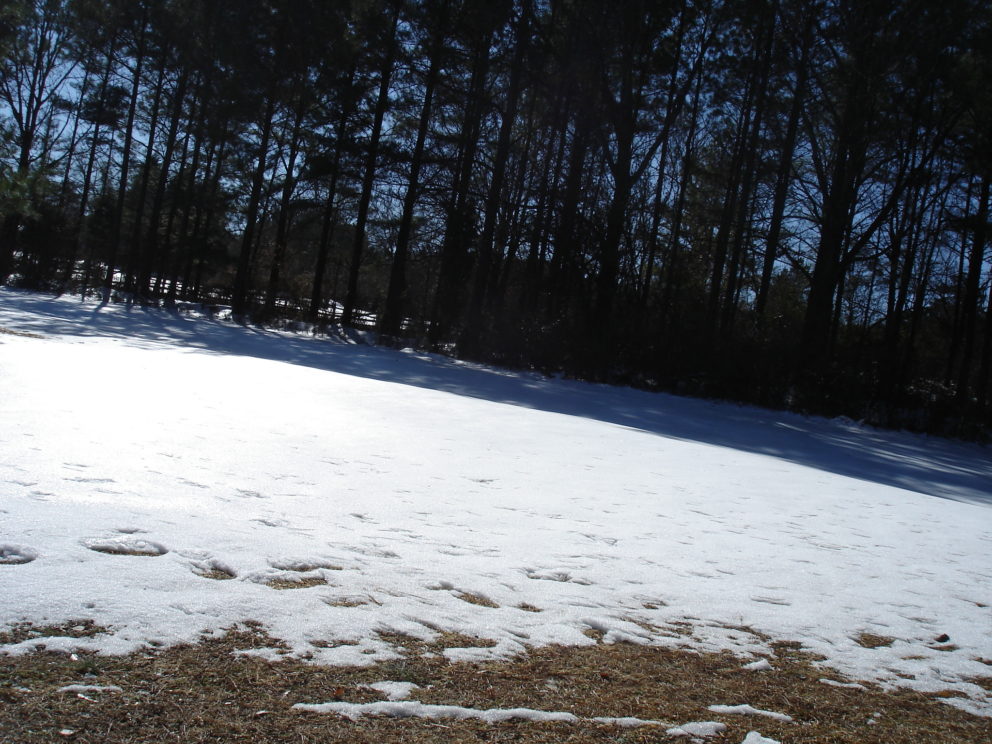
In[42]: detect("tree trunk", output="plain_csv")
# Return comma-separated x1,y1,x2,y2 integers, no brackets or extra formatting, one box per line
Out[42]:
309,65,357,322
461,1,530,352
956,172,990,402
123,55,167,294
231,93,277,319
756,10,811,319
342,11,399,326
103,14,148,297
430,35,493,346
263,95,305,321
380,37,442,338
139,68,189,299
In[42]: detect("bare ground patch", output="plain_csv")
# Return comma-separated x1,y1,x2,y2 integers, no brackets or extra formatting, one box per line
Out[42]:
0,625,989,743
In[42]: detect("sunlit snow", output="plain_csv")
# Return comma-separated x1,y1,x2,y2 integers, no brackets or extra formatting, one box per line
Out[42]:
1,288,991,716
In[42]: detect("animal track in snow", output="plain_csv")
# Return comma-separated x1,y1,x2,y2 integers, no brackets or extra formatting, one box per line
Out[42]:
524,568,593,585
751,595,791,606
178,478,208,489
65,476,116,484
81,536,168,556
251,517,289,528
576,532,618,546
0,544,38,564
235,488,267,499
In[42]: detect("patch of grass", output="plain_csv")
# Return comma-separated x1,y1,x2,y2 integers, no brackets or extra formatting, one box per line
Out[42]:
261,575,328,590
374,659,434,688
855,633,895,649
517,603,542,613
454,591,499,608
583,628,606,642
431,632,499,650
0,624,989,743
194,567,236,581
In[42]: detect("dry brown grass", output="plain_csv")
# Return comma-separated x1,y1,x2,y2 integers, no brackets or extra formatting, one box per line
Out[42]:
1,624,989,743
261,575,329,590
0,326,43,339
455,592,500,608
854,633,895,649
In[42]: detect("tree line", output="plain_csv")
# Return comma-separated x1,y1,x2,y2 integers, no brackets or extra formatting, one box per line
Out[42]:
1,0,990,437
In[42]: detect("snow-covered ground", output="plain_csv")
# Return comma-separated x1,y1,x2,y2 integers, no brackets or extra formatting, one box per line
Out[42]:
1,288,991,717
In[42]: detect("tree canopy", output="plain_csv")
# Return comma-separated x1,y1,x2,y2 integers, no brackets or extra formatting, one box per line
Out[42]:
2,0,990,437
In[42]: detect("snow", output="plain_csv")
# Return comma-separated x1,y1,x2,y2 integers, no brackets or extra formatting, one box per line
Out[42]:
590,715,663,727
294,697,670,727
666,721,728,737
294,697,666,727
293,700,583,723
741,658,772,671
1,288,992,717
706,704,793,722
56,684,123,694
818,677,866,690
741,733,780,744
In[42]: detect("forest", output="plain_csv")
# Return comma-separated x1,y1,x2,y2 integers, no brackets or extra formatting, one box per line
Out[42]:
1,0,990,437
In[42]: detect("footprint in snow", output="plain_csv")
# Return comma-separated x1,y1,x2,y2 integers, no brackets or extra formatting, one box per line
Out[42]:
81,536,168,556
192,562,237,580
0,543,39,564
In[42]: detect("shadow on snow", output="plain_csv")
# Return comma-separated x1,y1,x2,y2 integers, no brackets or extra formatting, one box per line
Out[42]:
4,288,991,508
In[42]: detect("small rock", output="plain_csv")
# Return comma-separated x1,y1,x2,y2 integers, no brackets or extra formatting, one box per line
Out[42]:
935,633,950,643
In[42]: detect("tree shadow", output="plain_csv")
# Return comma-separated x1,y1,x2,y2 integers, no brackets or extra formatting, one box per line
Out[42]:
4,289,991,508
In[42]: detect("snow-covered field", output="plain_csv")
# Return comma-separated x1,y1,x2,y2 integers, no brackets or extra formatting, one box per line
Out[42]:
1,288,991,717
